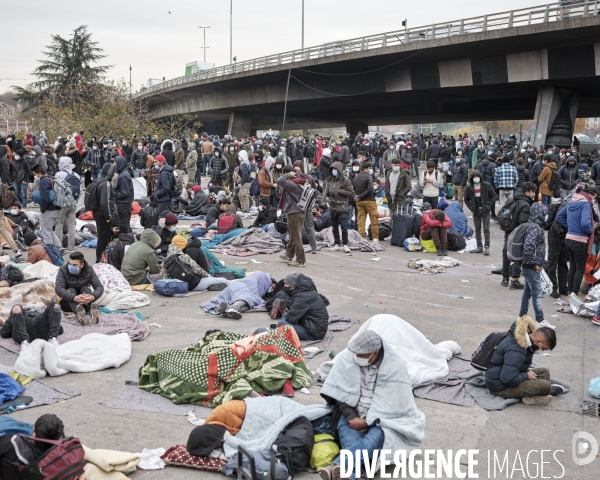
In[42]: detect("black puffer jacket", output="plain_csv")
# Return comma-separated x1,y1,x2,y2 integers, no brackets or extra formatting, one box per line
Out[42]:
516,165,529,187
452,159,468,187
185,237,209,272
55,261,104,302
109,232,136,271
186,191,212,216
285,274,329,340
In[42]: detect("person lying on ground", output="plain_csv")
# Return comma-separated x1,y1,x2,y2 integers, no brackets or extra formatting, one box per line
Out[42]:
121,228,162,285
0,413,87,480
26,239,53,265
0,302,64,352
152,211,178,254
55,251,103,325
251,198,277,228
485,315,563,404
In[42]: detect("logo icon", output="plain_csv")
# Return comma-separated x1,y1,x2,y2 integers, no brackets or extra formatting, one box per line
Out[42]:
572,432,598,466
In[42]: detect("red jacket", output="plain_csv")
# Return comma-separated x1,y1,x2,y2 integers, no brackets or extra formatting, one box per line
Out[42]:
420,210,452,235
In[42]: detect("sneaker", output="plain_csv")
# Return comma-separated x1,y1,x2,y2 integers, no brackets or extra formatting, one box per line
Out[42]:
48,337,59,347
441,248,448,256
342,245,351,253
224,308,243,320
208,283,227,291
483,247,490,256
215,301,228,314
282,378,295,397
288,260,305,267
510,279,525,290
550,290,560,299
270,298,287,320
11,251,22,260
76,305,89,325
373,238,379,244
470,247,483,254
279,254,292,262
501,277,509,287
329,245,342,252
15,239,27,252
522,395,552,405
311,250,317,254
550,384,565,396
89,303,100,325
436,249,443,256
592,316,600,326
20,340,29,353
320,464,340,480
538,319,556,329
270,323,278,329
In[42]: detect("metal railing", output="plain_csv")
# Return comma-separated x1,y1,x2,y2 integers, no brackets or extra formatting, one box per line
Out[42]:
134,1,599,98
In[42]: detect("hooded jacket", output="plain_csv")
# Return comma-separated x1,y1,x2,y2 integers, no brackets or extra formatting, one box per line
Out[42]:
323,162,354,213
452,158,468,187
238,150,252,185
109,232,136,271
258,158,276,197
558,159,579,190
556,192,594,240
91,163,116,218
55,259,104,302
114,156,134,205
516,164,529,187
538,161,557,196
479,157,498,188
154,164,175,204
384,167,411,206
523,202,547,268
161,140,176,167
285,274,329,340
463,170,496,214
485,316,539,392
121,228,161,285
185,190,212,217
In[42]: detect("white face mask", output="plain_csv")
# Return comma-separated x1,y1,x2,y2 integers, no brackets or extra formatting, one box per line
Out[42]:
354,353,374,367
92,146,97,151
473,177,481,183
276,164,282,169
368,169,373,175
353,166,359,172
230,147,235,152
332,169,338,177
138,146,142,150
10,209,18,216
392,166,400,172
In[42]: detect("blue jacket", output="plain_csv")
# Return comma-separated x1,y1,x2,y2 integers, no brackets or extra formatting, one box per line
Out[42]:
485,316,538,392
239,162,253,185
38,176,60,213
114,156,134,205
154,164,174,204
85,148,105,169
558,161,579,190
479,158,497,188
556,194,593,238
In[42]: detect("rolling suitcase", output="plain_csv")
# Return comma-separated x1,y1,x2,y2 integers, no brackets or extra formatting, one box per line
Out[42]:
412,213,422,238
391,204,414,247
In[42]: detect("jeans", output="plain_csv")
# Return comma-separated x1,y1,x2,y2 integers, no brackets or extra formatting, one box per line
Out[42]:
498,189,514,210
40,209,62,248
14,182,28,207
277,317,314,341
59,287,94,314
472,208,490,248
547,233,568,292
55,204,77,250
133,168,141,178
502,231,521,279
92,167,102,181
422,195,438,209
566,239,588,295
347,204,357,231
541,194,552,206
5,303,63,344
519,267,544,322
304,209,317,251
331,211,348,246
356,200,378,239
202,154,212,176
560,187,575,201
332,415,385,480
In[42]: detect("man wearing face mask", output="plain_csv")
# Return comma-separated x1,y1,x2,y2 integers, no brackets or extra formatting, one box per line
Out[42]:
352,161,378,242
209,148,229,189
224,144,239,191
130,142,148,178
85,141,104,181
251,198,277,228
381,140,398,173
152,211,179,254
55,251,103,325
324,161,355,253
464,170,496,255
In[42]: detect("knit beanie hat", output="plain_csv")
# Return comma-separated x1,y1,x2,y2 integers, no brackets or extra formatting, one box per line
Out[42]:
171,235,187,250
164,212,178,225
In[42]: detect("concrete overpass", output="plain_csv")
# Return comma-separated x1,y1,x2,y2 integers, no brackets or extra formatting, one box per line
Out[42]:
137,1,600,147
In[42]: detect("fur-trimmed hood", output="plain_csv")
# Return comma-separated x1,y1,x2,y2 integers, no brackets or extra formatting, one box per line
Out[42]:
512,315,537,349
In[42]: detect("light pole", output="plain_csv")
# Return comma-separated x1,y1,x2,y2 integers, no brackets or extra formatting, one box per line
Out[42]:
198,26,210,63
302,0,304,49
230,0,233,64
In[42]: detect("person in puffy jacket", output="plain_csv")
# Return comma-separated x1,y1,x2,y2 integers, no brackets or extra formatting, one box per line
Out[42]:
323,161,355,253
114,156,134,234
122,228,162,285
452,155,469,207
464,170,496,255
557,156,579,200
420,209,452,256
152,155,174,212
485,316,558,403
515,158,529,190
427,138,441,164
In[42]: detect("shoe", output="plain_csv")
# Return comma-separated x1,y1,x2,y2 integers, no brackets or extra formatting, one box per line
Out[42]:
522,395,552,405
373,238,379,244
550,385,565,396
224,308,242,320
68,249,76,253
510,280,525,290
205,329,221,337
592,316,600,326
470,247,483,254
270,323,278,329
48,337,59,347
559,289,568,296
215,301,228,314
311,250,317,254
15,239,27,252
270,298,287,320
329,245,342,252
550,290,560,299
282,379,294,397
320,464,340,480
76,305,88,325
208,283,227,291
279,254,292,262
288,260,305,267
20,340,29,353
483,247,490,256
501,277,509,287
491,268,502,275
89,303,100,325
441,248,448,256
436,249,443,256
342,245,351,253
11,251,22,260
538,319,556,329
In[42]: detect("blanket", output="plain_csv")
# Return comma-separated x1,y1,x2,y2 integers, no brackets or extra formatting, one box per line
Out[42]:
412,357,476,407
569,285,600,316
202,228,246,249
408,256,460,274
22,261,58,280
97,290,150,310
202,271,272,311
445,202,474,238
93,264,131,292
0,280,55,323
301,316,360,360
83,446,141,480
223,396,331,458
138,326,313,408
320,336,426,456
318,315,461,387
315,227,384,252
202,248,246,278
14,333,132,379
215,228,284,254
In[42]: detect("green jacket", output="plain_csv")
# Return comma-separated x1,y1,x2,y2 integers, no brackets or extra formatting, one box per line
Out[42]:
175,148,185,169
122,229,161,285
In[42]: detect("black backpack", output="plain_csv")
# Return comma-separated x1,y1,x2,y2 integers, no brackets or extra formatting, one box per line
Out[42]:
169,172,183,198
497,199,524,232
84,179,102,212
273,416,314,478
548,169,561,192
46,156,57,176
447,230,466,251
305,143,315,159
471,332,509,371
163,255,201,290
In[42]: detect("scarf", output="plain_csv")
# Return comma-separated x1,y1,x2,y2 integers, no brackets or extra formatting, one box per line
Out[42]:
277,174,306,210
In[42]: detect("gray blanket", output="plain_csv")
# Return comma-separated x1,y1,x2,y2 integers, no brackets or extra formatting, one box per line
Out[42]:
300,315,359,360
315,227,385,252
463,375,521,411
412,357,476,407
217,228,285,254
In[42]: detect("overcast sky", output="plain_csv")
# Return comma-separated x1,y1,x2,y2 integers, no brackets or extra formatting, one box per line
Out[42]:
5,0,535,93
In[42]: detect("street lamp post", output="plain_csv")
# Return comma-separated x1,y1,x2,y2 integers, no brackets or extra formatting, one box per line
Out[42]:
230,0,233,64
302,0,304,49
198,26,210,63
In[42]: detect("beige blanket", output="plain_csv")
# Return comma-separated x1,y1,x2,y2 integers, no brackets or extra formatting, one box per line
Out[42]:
83,446,140,480
0,279,56,324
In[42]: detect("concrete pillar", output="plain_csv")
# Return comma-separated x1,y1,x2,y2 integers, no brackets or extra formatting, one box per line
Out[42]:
345,122,369,139
530,87,579,149
227,112,254,139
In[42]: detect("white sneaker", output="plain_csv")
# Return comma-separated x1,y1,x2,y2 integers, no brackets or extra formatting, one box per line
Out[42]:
329,245,342,252
20,340,29,353
373,238,379,244
342,245,351,253
538,319,556,329
48,337,59,347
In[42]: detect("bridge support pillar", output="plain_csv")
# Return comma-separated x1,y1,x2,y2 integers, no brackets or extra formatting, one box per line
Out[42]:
227,112,254,138
345,122,369,139
530,87,579,149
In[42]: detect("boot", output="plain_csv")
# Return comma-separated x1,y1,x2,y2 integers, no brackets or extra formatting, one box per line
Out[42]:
550,289,560,299
510,279,525,290
441,248,448,256
436,248,443,256
501,277,509,287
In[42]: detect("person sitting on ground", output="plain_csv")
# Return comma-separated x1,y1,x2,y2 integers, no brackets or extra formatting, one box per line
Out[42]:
217,204,244,233
122,229,162,286
109,231,136,272
183,185,212,217
251,198,277,228
270,272,329,341
0,414,87,480
420,208,453,256
152,211,178,254
5,202,29,231
54,251,103,325
372,179,385,200
206,197,230,230
313,203,332,232
485,315,562,404
0,302,64,351
184,237,210,272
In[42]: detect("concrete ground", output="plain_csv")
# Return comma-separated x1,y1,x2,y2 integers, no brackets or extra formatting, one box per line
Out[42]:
3,212,600,479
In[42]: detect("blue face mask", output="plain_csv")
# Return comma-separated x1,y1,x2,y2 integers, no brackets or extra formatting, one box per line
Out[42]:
68,264,79,275
332,169,338,177
169,227,177,232
258,206,264,212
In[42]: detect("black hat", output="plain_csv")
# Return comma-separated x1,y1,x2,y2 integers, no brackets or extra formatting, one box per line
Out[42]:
187,425,227,457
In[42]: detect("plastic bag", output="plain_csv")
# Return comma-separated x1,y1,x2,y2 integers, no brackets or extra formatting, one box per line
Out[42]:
420,237,437,253
403,236,423,252
589,377,600,399
540,269,553,296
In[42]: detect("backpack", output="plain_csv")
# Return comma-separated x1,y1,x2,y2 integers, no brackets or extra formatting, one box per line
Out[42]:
217,214,235,234
471,332,509,371
506,223,529,262
65,172,81,200
52,178,74,208
447,230,467,251
250,176,260,196
309,434,340,471
154,278,188,296
140,203,160,228
305,143,315,159
548,169,561,192
0,183,16,209
274,214,288,234
46,156,57,176
297,182,318,212
163,255,202,290
43,244,64,266
497,199,524,232
18,435,86,480
169,171,183,198
273,416,314,477
84,179,102,212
